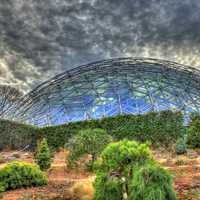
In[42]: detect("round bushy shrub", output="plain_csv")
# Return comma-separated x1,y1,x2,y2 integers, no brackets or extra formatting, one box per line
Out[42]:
70,180,95,200
129,164,177,200
94,140,153,200
94,140,177,200
35,138,51,171
187,119,200,148
175,138,187,154
0,161,47,191
99,139,152,172
66,128,112,167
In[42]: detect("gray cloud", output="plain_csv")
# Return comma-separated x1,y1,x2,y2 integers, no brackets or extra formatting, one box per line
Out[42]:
0,0,200,92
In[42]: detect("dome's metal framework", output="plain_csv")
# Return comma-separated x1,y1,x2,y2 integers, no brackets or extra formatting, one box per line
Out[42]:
10,58,200,126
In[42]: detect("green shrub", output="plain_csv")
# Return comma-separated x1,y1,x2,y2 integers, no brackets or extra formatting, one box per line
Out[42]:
0,161,47,191
0,119,38,151
94,172,123,200
189,112,200,126
40,110,184,149
35,138,51,171
0,110,184,150
175,138,187,154
94,140,176,200
98,140,152,172
66,128,112,167
94,140,153,200
129,164,177,200
187,119,200,148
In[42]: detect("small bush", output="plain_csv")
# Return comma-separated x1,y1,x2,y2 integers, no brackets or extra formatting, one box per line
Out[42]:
66,128,112,168
94,140,153,200
70,180,95,200
94,140,176,200
98,140,152,172
0,161,47,191
174,159,187,166
175,138,187,154
129,164,177,200
187,119,200,148
35,138,51,171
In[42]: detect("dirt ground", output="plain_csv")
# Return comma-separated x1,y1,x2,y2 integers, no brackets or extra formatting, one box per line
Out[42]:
0,148,200,200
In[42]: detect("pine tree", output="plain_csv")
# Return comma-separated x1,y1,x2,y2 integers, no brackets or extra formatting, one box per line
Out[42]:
35,138,51,171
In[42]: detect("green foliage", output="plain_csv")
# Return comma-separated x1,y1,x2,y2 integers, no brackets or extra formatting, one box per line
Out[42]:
189,112,200,126
0,161,47,191
41,110,184,149
94,140,153,200
35,138,51,171
175,137,187,154
0,182,5,198
66,128,112,167
0,110,184,150
98,139,152,173
94,172,123,200
0,119,38,150
187,119,200,148
94,140,176,200
129,164,177,200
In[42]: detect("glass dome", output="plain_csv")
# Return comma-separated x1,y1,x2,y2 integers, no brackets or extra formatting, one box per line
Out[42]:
11,58,200,126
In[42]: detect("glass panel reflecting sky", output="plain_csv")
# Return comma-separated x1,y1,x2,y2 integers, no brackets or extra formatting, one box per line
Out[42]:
6,58,200,127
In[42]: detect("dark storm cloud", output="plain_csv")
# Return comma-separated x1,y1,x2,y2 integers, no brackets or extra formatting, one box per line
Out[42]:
0,0,200,92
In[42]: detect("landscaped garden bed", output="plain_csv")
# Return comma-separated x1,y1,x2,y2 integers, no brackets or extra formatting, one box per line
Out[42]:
0,148,199,200
0,111,199,199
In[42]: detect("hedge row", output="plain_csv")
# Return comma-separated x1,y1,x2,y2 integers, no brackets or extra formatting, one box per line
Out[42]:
40,110,184,149
0,110,184,150
0,119,38,150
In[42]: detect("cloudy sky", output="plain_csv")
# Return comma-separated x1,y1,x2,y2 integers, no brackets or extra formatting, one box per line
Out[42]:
0,0,200,93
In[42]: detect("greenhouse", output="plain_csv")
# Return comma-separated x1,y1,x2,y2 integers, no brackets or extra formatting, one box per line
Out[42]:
9,57,200,126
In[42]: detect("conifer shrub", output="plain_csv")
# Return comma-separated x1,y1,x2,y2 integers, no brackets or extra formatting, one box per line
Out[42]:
175,137,187,154
94,172,123,200
187,119,200,148
0,161,47,191
94,140,153,200
66,128,112,168
94,140,177,200
129,164,177,200
99,139,152,172
35,138,51,171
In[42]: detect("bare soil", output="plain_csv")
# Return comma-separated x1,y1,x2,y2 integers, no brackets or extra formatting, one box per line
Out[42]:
0,148,200,200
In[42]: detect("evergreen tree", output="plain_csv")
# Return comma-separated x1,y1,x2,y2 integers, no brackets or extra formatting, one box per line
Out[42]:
35,138,51,170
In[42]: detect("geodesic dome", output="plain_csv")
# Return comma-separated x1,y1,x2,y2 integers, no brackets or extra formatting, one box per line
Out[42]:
11,58,200,126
